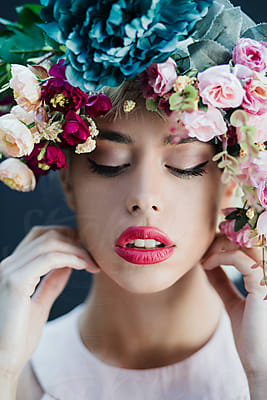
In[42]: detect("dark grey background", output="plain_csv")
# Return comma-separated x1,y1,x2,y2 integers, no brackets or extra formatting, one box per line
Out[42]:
1,0,262,320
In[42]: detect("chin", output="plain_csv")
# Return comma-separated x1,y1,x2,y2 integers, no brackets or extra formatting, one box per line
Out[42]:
106,263,184,294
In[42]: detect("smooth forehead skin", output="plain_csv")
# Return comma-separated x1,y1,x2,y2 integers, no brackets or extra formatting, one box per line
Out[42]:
61,109,227,294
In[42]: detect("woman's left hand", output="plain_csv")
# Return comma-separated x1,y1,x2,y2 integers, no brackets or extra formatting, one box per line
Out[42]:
200,232,267,381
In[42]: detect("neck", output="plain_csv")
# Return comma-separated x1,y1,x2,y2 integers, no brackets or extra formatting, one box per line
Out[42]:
78,263,224,369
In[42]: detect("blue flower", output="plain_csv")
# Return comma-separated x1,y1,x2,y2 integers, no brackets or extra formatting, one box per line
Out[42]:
40,0,214,91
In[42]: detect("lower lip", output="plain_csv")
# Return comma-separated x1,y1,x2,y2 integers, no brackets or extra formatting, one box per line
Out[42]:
114,246,175,264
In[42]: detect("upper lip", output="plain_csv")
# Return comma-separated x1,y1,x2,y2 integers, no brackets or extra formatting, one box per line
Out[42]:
115,226,175,248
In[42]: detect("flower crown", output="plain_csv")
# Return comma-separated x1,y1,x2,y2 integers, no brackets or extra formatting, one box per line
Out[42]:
0,0,267,295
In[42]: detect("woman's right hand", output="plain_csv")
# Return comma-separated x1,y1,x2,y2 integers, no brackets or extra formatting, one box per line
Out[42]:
0,225,100,381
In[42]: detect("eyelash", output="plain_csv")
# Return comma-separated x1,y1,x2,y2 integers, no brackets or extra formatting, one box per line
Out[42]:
87,159,209,179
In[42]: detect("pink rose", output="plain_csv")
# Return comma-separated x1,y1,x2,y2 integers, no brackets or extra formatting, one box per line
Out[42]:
139,57,177,100
0,114,34,157
197,65,245,109
235,150,267,190
257,210,267,236
236,111,267,144
219,218,252,247
242,72,267,115
181,106,227,142
85,94,112,118
60,110,90,147
0,158,36,192
233,66,267,115
257,180,267,209
9,64,41,112
233,38,267,73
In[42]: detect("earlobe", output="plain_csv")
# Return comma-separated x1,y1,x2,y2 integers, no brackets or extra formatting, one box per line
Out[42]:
59,169,76,212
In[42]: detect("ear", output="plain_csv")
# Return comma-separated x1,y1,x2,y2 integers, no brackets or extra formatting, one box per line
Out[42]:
219,178,238,210
58,168,76,212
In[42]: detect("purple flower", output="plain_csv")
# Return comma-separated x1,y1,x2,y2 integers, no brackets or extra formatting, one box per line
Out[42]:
48,58,66,79
85,94,112,118
60,110,90,146
41,60,88,114
23,142,67,180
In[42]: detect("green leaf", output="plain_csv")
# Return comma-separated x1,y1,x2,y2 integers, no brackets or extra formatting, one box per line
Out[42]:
16,4,43,27
234,217,248,232
0,17,22,32
169,92,183,111
225,210,239,220
145,98,158,112
212,150,226,162
173,48,190,73
0,25,46,64
202,8,242,52
242,23,267,42
193,2,225,40
240,10,256,36
188,40,231,71
183,85,197,99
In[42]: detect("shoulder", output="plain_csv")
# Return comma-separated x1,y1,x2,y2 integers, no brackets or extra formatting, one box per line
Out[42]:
16,361,44,400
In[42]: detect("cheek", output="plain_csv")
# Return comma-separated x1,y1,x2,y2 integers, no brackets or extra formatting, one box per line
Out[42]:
175,174,222,246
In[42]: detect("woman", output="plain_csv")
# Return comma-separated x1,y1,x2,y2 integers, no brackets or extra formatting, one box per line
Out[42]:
0,0,267,399
0,80,264,399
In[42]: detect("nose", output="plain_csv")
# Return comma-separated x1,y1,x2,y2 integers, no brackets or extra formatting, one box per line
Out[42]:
127,198,160,214
125,153,162,215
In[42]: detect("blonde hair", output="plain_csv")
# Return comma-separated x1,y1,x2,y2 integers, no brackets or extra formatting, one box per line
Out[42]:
101,78,168,121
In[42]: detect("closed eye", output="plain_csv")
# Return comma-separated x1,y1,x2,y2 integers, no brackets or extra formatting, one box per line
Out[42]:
87,159,209,179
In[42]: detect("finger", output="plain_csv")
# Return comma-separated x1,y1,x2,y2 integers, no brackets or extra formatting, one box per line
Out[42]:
201,232,241,260
3,230,100,274
201,232,262,265
14,225,79,253
201,249,267,298
31,267,73,319
1,252,91,297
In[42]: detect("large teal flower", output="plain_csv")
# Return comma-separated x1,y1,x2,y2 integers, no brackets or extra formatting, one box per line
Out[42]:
40,0,214,91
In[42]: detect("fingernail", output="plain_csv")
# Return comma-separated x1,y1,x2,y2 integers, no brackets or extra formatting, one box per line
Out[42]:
251,263,260,269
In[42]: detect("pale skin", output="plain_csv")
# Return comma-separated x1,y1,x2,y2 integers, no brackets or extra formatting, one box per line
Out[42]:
60,110,228,370
0,109,266,399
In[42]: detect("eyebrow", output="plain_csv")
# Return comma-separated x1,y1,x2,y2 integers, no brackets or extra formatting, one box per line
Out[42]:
96,129,200,146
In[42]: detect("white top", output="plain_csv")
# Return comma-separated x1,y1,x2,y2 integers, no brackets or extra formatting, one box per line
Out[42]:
30,303,251,400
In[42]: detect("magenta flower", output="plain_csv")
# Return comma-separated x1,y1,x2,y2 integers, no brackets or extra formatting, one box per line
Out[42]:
49,59,66,79
23,142,67,180
41,60,88,114
60,110,90,147
139,58,177,100
85,94,112,118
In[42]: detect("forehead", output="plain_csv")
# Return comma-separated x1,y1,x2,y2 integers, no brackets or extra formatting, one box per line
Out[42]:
95,112,214,150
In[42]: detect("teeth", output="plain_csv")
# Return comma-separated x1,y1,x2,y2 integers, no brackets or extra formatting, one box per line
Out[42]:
126,239,164,249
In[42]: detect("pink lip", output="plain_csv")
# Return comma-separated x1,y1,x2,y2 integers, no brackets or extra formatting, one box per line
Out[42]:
114,226,175,265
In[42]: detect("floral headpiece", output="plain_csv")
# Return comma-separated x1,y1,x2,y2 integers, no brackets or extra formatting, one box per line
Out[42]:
0,1,267,295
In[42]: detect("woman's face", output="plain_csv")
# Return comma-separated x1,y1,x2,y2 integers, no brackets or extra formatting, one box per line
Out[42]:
61,109,227,293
